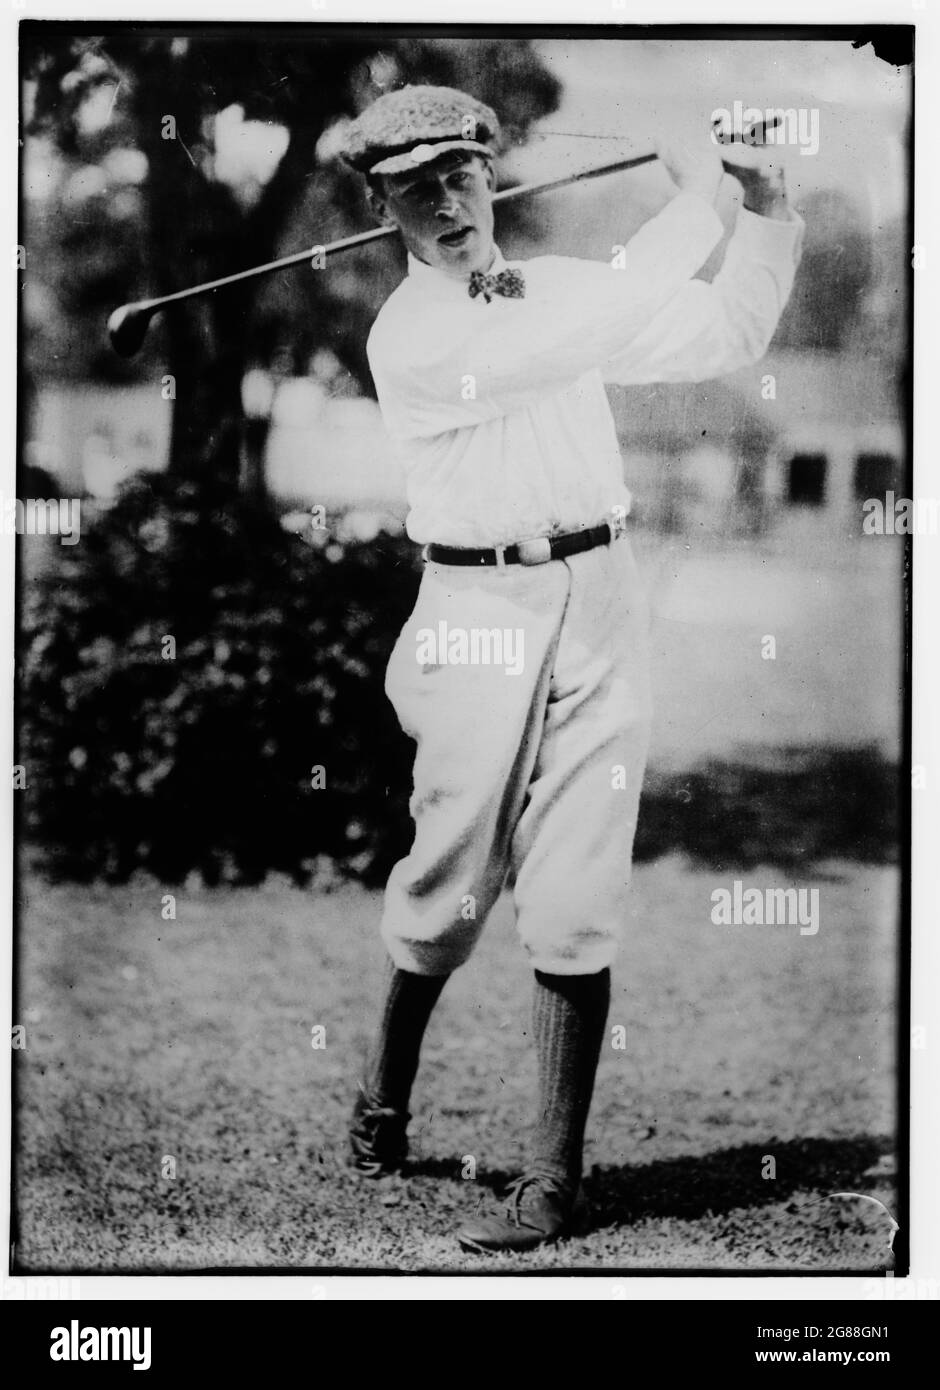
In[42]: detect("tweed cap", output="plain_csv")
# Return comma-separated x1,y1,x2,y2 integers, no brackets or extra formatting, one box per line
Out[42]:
342,84,499,177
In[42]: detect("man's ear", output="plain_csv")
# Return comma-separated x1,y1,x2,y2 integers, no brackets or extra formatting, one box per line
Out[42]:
366,180,396,228
481,157,496,192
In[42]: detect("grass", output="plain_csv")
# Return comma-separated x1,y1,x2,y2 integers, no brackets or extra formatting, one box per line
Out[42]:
14,855,898,1274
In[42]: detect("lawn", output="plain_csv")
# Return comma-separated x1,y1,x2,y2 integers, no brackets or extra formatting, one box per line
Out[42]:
14,855,898,1274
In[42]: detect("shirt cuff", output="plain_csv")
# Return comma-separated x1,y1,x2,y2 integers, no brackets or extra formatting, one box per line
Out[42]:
657,190,726,261
733,205,806,266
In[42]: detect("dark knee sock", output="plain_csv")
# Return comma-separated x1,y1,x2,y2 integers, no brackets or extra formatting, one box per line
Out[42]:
530,967,611,1191
363,958,449,1114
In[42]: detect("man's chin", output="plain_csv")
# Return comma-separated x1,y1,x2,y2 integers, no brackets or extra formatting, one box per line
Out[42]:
432,230,494,277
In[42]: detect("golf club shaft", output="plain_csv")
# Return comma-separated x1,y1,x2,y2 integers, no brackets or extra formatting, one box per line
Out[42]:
108,123,775,354
119,150,660,319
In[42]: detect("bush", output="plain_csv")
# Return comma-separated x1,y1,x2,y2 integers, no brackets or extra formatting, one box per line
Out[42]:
20,473,421,885
636,745,899,870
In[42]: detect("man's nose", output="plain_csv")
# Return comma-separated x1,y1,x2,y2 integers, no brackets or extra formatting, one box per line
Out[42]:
434,191,460,221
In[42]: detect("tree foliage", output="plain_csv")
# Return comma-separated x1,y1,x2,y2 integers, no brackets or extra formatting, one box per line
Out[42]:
23,29,562,480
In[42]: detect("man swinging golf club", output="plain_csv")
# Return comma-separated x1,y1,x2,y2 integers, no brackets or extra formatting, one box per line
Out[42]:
343,83,803,1253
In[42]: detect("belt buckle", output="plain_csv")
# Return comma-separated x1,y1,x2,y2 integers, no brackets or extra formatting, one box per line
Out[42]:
516,536,553,566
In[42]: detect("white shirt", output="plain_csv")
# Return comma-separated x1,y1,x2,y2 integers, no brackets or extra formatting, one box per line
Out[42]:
367,191,804,547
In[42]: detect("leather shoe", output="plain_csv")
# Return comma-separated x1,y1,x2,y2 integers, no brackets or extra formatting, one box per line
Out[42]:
457,1173,589,1253
348,1088,409,1177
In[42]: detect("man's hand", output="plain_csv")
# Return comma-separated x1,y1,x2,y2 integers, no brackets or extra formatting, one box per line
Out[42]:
724,157,790,221
655,132,724,207
712,122,791,221
657,118,792,222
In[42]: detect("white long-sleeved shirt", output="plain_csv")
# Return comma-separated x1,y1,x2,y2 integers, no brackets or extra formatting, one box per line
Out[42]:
367,191,804,547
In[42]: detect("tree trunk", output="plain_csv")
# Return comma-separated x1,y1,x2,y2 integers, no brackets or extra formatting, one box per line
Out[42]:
163,281,251,486
135,57,328,494
137,70,247,487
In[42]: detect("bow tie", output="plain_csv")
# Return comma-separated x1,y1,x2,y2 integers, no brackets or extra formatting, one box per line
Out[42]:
468,267,526,303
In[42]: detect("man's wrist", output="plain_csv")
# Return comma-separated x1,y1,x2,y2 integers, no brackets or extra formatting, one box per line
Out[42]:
736,166,790,221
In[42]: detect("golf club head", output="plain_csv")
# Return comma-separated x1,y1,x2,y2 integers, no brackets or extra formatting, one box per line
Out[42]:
108,302,156,358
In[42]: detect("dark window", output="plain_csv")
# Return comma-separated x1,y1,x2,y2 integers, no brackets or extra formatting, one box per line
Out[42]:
854,453,899,501
787,453,827,506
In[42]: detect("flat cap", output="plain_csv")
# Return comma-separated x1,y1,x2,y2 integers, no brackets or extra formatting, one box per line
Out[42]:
341,84,499,177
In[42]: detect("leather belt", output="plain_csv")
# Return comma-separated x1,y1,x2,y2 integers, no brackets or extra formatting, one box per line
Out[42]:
426,520,621,568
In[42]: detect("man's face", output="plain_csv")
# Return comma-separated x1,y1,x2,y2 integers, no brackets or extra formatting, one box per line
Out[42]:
370,152,496,277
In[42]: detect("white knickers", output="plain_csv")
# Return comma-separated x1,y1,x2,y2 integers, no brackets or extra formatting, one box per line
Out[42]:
380,536,653,976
